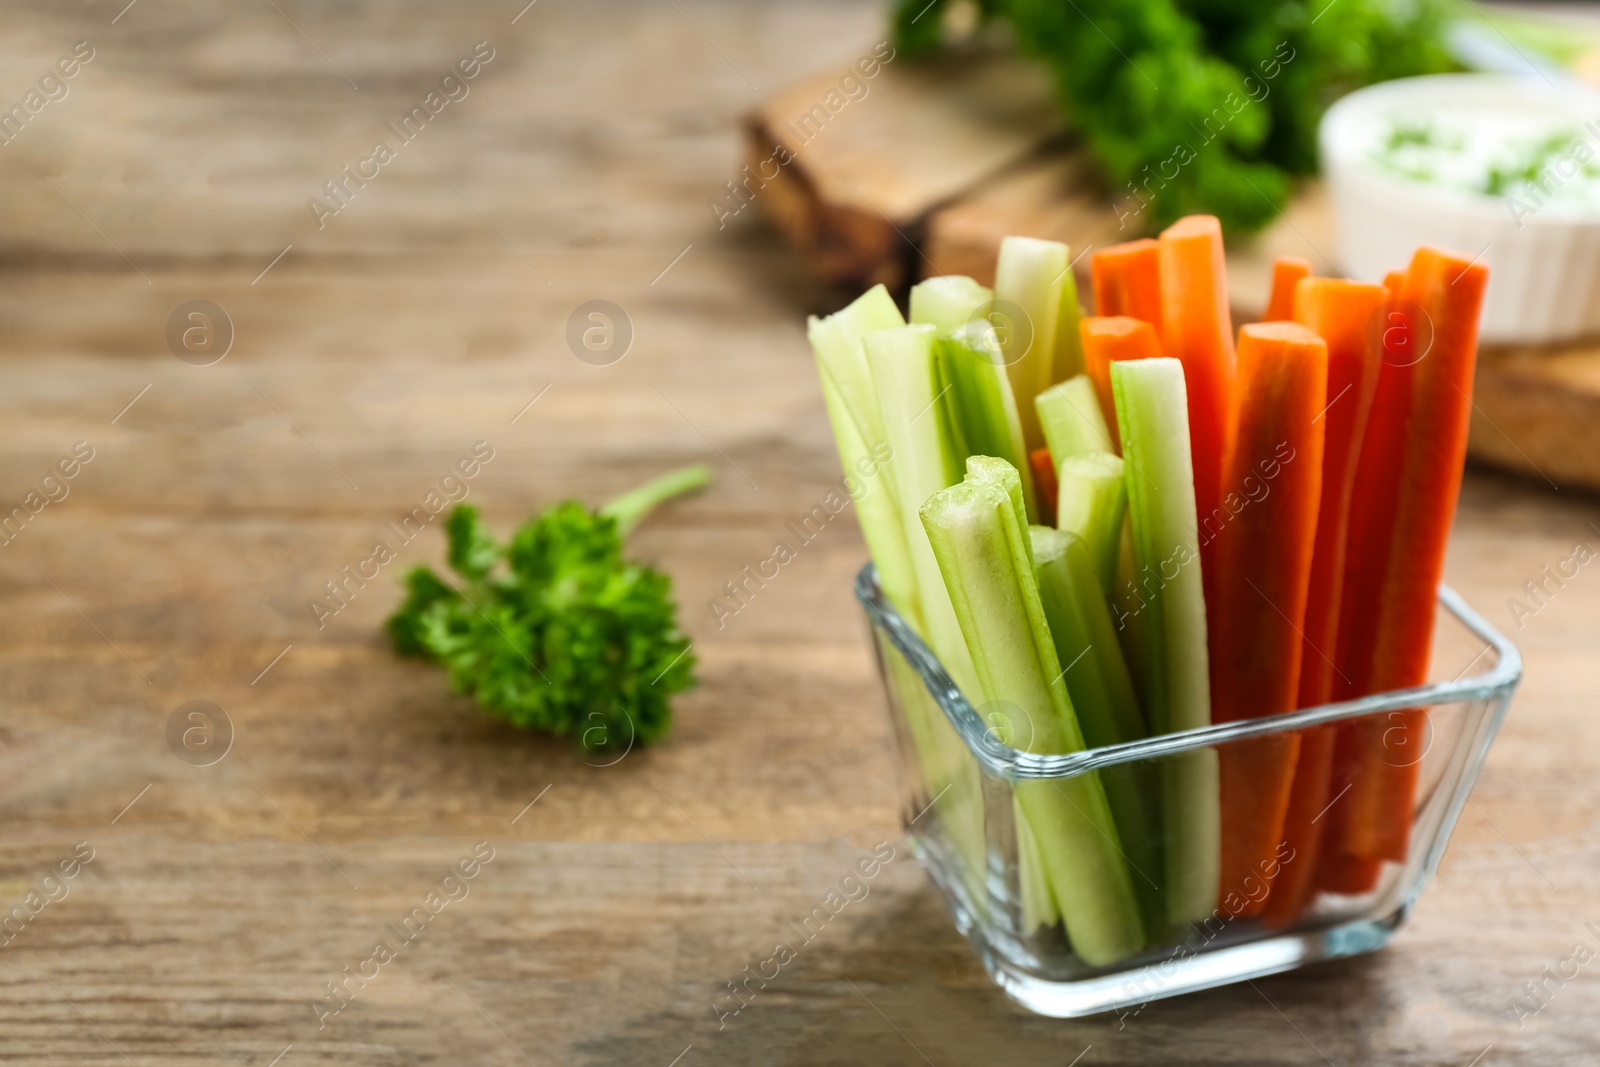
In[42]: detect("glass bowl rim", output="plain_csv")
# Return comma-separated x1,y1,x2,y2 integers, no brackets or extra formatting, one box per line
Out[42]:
853,561,1522,780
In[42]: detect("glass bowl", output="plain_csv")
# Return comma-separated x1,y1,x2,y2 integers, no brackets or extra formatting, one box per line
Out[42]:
854,561,1521,1018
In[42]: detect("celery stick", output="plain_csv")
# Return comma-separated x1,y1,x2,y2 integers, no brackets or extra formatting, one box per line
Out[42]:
1110,515,1148,702
808,288,919,625
941,331,1040,522
1111,357,1220,927
864,325,983,703
1056,452,1127,591
1036,375,1115,460
922,475,1145,965
1031,524,1163,933
1029,526,1148,747
1015,794,1060,933
910,274,993,335
995,237,1071,452
811,297,984,895
911,276,1039,523
1053,264,1087,384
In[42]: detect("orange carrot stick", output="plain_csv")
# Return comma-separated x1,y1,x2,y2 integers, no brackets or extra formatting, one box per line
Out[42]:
1080,316,1162,450
1383,270,1406,298
1260,278,1386,926
1210,321,1327,917
1263,256,1313,321
1332,249,1487,864
1029,446,1059,519
1159,215,1236,619
1091,239,1162,333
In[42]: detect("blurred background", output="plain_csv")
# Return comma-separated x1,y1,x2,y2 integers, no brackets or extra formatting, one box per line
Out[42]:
4,0,1600,1064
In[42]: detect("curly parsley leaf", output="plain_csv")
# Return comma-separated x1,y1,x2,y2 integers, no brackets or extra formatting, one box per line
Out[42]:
387,465,710,752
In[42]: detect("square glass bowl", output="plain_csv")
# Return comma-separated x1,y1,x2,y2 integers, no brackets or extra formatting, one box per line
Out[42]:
854,562,1521,1018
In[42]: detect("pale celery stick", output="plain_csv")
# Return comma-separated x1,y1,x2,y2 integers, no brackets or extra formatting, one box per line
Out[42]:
807,287,918,625
865,324,983,701
911,276,1040,524
1053,264,1088,384
910,274,993,335
1036,375,1115,460
1110,515,1148,703
994,236,1070,453
1031,525,1162,932
1111,357,1220,927
922,474,1145,965
942,328,1039,522
1056,452,1128,591
810,296,984,892
1015,794,1060,933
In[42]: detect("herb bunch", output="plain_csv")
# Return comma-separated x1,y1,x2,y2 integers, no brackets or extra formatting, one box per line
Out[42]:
893,0,1456,232
388,465,709,752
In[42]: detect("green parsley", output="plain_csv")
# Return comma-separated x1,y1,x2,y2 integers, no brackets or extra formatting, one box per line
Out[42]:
388,464,710,751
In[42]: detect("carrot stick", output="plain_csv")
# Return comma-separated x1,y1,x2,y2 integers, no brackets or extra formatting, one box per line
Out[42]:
1091,239,1163,332
1210,322,1327,918
1260,278,1386,926
1330,249,1487,864
1263,257,1313,321
1080,316,1162,451
1383,270,1406,298
1029,446,1059,519
1159,215,1236,625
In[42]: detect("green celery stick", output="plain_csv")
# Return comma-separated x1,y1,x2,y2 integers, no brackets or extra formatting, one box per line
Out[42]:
863,324,979,699
1053,264,1087,384
1015,794,1060,933
994,236,1071,453
943,329,1039,523
911,276,1039,523
1056,452,1127,591
910,274,993,334
1031,524,1163,932
807,287,919,625
922,473,1145,965
810,296,984,892
1110,515,1149,704
1111,357,1220,928
1036,375,1115,460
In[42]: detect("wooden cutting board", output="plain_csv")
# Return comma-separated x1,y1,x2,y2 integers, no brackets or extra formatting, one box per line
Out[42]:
746,53,1600,495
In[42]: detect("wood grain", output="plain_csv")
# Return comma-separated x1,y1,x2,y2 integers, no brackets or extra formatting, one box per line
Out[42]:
0,1,1598,1064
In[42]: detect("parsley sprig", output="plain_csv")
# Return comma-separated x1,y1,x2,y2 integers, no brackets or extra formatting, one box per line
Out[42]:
388,464,710,751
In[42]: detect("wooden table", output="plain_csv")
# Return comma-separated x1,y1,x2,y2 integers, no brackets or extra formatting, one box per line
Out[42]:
2,1,1597,1063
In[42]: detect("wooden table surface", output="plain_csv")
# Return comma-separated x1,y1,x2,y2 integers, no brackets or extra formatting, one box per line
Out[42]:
3,1,1598,1064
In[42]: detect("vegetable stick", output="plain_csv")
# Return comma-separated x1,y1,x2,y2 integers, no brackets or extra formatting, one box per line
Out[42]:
1032,524,1162,932
922,468,1146,964
1053,260,1089,385
1383,269,1406,298
910,274,992,335
1334,248,1488,864
811,294,986,891
1158,215,1236,606
864,324,980,699
1208,322,1327,918
807,287,919,624
1092,239,1163,333
1262,256,1313,321
1081,316,1163,450
910,275,1041,522
1029,447,1058,520
1261,278,1386,927
1036,375,1115,460
1112,357,1219,926
995,236,1072,452
1056,452,1127,592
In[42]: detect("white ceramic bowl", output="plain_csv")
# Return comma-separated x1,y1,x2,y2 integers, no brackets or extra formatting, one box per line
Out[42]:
1321,73,1600,345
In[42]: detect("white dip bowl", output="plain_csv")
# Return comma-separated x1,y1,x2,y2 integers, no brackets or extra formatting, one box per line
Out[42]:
1321,73,1600,345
